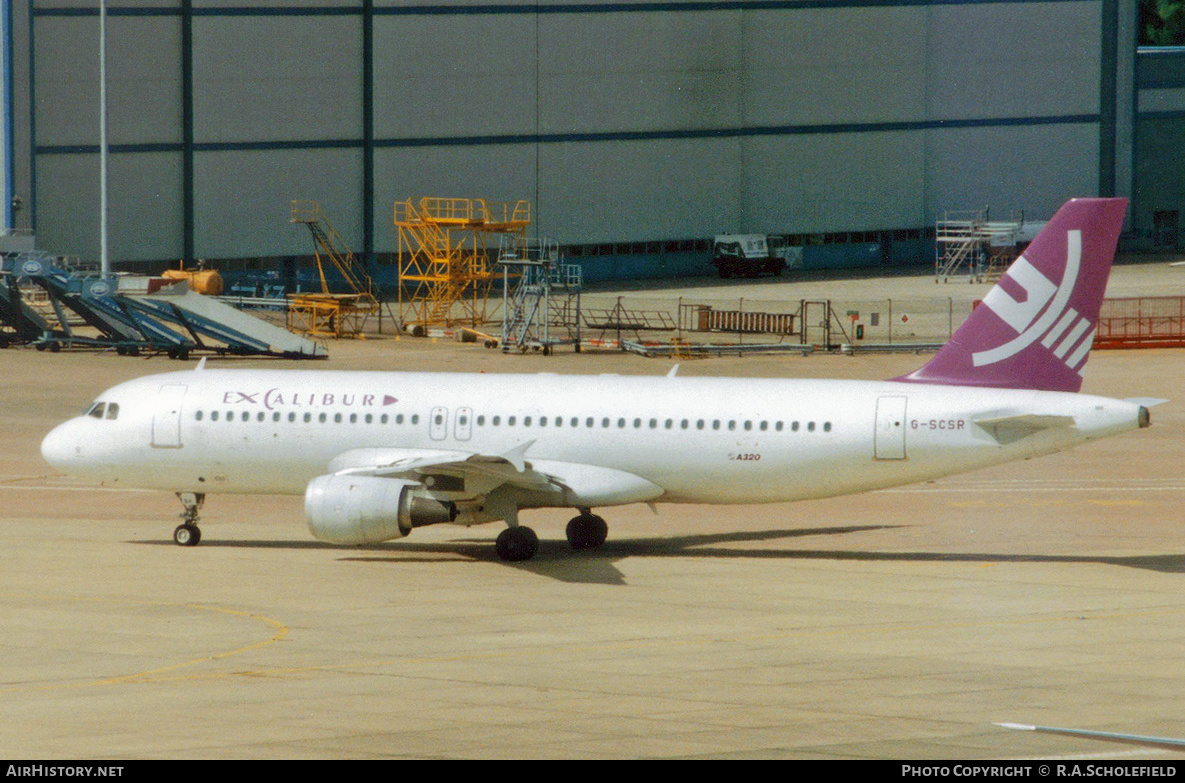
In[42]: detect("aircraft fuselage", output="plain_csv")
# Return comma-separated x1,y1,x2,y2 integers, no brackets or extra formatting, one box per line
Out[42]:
41,368,1145,508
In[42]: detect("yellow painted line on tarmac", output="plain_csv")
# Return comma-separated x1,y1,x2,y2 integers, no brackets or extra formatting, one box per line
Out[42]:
27,604,1185,690
0,594,289,693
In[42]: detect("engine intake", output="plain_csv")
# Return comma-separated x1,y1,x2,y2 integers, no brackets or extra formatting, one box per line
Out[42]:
305,474,457,545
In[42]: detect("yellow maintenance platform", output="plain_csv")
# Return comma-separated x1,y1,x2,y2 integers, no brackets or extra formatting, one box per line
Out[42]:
395,197,530,332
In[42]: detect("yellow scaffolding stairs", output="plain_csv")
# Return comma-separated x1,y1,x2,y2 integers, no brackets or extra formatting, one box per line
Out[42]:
289,201,380,338
395,197,531,332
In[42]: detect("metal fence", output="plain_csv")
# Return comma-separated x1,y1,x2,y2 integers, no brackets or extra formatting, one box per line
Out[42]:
568,291,964,350
1095,297,1185,349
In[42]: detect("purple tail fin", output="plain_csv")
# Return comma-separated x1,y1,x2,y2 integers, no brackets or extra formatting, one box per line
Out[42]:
896,197,1128,392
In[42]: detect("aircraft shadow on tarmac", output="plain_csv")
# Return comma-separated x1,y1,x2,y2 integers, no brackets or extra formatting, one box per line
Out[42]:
133,524,1185,586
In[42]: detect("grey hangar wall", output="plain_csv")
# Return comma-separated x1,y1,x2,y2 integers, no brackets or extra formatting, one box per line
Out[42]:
19,0,1139,276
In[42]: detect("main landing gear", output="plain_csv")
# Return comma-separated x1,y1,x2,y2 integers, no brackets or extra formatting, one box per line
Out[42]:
493,509,609,562
495,526,538,562
566,510,608,550
174,491,204,546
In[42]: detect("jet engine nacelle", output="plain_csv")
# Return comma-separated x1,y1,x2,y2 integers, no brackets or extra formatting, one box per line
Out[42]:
304,474,456,545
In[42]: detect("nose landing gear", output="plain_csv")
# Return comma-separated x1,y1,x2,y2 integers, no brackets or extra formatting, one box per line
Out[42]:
174,491,205,546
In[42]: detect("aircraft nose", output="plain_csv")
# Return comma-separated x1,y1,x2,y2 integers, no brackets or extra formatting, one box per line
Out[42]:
41,421,80,470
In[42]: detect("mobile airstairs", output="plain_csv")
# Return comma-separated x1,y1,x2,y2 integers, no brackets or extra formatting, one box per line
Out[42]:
497,235,582,354
0,251,325,358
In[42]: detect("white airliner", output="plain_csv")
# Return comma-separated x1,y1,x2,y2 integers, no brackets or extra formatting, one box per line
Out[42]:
41,198,1159,561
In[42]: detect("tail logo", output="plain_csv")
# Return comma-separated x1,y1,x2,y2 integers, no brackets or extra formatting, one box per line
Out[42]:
972,230,1095,375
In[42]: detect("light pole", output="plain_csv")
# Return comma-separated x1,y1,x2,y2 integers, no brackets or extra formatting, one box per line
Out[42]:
98,0,109,277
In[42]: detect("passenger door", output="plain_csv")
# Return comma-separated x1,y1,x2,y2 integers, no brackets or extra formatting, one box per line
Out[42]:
874,396,907,460
152,384,187,448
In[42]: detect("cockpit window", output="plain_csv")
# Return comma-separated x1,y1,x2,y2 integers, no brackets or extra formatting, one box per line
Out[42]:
85,402,119,420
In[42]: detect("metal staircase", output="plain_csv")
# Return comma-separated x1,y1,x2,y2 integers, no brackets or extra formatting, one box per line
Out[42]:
395,197,531,332
935,208,1023,283
497,234,582,354
289,201,381,338
1,250,324,357
495,233,583,353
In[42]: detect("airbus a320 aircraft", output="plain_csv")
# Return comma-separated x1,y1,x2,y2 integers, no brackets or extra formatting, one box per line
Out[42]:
41,198,1159,561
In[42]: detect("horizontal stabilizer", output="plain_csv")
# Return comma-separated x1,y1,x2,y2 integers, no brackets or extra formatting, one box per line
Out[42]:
972,413,1075,445
1124,397,1170,408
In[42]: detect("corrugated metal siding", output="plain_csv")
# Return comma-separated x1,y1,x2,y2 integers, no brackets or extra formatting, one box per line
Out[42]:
21,1,1114,268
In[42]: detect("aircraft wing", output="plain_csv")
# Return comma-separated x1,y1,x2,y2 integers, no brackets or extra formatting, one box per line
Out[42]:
996,722,1185,751
326,445,663,507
